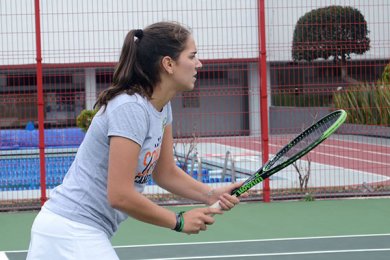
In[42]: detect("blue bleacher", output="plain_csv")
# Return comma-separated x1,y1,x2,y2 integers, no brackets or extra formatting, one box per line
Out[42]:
0,156,221,191
0,128,85,149
0,156,74,191
0,128,230,191
0,128,82,191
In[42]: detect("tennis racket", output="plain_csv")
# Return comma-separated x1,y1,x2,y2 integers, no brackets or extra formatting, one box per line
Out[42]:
211,109,347,208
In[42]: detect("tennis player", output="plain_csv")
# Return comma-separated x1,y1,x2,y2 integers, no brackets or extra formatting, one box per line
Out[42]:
26,21,245,259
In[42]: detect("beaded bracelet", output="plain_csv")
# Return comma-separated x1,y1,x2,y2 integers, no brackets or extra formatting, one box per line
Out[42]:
173,211,185,232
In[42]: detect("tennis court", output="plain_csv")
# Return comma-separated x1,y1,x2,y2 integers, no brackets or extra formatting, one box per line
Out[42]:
175,134,390,191
1,198,389,259
1,2,390,259
1,134,389,260
1,133,389,201
1,131,389,260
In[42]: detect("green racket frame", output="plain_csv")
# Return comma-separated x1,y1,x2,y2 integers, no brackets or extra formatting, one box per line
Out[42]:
231,109,347,197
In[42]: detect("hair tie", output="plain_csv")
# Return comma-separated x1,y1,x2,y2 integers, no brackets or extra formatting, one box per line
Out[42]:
134,29,143,39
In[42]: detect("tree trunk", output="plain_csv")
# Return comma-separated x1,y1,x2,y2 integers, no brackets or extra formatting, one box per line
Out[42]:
340,57,361,85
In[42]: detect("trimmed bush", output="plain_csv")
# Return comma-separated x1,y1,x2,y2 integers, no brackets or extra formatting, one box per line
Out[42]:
76,109,97,132
292,6,370,62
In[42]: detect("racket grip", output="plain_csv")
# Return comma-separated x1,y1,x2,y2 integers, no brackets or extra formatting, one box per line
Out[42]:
210,200,222,209
208,200,222,217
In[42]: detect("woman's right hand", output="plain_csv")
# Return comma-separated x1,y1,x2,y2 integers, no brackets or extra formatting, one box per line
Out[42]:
180,207,223,234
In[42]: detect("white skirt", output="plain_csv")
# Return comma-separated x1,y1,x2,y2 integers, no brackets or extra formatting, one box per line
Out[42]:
26,206,119,260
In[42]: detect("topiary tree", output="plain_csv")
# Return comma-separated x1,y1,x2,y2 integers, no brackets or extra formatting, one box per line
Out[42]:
292,6,370,83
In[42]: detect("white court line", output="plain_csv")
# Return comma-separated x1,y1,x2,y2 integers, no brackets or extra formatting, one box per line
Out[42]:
113,233,390,249
313,151,390,166
0,252,9,260
266,143,390,166
149,248,390,260
4,234,390,254
255,141,390,157
320,143,390,156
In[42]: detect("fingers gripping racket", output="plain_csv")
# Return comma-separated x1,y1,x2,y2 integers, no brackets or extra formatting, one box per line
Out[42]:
211,109,347,209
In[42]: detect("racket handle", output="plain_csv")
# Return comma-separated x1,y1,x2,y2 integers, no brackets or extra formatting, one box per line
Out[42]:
208,200,222,217
210,200,222,209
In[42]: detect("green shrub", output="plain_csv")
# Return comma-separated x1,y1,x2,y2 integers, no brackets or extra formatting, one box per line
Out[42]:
303,193,315,202
76,109,97,132
333,83,390,126
378,63,390,85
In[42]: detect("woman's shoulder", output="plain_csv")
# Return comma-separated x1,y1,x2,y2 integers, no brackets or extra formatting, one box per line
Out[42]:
107,93,147,111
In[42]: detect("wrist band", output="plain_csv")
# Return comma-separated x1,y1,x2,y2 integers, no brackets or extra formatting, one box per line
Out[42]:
173,211,185,232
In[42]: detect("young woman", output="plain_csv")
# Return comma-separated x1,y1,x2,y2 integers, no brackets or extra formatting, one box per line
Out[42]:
27,21,244,259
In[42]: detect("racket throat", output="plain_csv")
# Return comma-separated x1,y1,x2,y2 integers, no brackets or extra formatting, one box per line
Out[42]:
233,176,264,196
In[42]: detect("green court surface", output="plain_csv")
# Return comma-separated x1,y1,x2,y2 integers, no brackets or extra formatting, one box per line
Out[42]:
1,198,390,259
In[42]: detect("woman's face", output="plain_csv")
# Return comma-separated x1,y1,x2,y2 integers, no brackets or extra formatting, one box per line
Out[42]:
171,36,203,91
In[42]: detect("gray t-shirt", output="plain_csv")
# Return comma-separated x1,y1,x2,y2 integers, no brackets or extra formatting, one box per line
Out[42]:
45,93,172,237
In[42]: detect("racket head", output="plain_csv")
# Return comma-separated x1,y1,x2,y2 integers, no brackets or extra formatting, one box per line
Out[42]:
232,109,347,197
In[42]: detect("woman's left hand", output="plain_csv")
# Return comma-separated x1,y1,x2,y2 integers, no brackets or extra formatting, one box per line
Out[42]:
207,182,248,211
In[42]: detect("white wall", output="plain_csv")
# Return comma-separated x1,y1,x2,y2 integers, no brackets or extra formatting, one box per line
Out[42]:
0,0,257,65
1,0,388,66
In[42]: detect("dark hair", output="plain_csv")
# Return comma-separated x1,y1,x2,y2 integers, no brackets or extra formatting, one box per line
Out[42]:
94,21,191,110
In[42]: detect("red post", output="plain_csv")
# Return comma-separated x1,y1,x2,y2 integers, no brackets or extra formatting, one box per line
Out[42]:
34,0,47,205
258,0,270,202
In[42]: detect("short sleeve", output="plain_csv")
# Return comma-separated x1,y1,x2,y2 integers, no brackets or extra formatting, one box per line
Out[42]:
166,102,173,125
107,102,148,146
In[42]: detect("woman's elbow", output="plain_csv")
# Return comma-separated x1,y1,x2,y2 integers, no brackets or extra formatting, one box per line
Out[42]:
107,188,127,209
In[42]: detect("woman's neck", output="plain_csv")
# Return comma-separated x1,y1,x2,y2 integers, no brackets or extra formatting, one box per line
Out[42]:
150,83,176,111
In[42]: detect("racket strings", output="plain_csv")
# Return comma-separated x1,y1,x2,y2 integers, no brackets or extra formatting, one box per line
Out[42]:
267,113,341,169
232,110,346,197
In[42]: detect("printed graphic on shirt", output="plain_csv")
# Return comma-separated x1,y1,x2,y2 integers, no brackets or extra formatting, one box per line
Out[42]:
135,116,168,185
135,144,160,184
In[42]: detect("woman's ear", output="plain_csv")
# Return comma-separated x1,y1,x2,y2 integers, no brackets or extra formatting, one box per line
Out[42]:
161,56,174,75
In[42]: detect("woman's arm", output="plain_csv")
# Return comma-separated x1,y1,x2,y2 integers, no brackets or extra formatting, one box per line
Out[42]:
107,136,222,234
153,125,242,208
107,136,176,228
